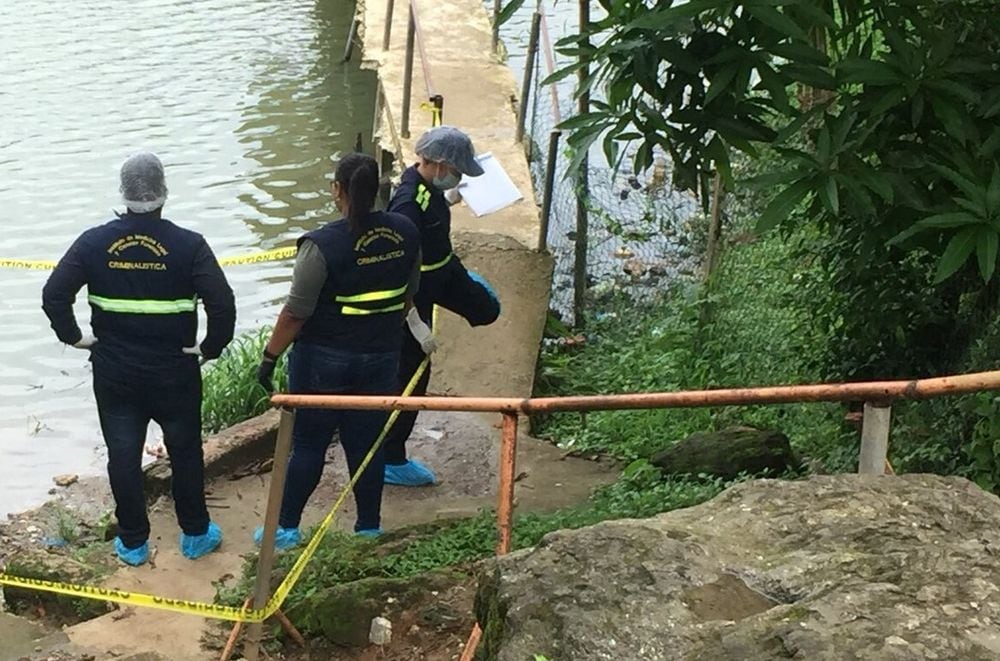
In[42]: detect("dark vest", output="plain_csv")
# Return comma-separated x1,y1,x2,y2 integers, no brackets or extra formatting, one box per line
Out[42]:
297,211,419,353
81,213,202,376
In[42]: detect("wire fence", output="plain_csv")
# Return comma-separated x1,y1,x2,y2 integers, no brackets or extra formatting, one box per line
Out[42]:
490,1,705,325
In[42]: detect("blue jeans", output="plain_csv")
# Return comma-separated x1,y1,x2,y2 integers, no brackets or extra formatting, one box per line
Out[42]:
279,342,398,532
93,366,209,548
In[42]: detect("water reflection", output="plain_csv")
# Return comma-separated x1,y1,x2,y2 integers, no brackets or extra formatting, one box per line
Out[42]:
238,0,377,244
0,0,375,516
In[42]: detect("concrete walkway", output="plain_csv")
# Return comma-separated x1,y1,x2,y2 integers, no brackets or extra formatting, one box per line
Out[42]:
361,0,552,399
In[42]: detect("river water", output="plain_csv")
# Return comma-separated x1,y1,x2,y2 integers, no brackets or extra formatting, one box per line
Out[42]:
0,0,375,517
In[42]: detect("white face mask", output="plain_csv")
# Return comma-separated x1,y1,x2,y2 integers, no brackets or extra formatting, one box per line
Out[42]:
432,167,460,191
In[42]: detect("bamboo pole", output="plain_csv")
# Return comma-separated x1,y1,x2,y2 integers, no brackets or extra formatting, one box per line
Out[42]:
243,409,296,661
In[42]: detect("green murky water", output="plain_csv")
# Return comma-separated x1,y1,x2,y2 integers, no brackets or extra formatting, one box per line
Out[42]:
0,0,375,516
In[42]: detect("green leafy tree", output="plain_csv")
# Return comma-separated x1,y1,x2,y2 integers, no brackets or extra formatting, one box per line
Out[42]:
553,0,1000,378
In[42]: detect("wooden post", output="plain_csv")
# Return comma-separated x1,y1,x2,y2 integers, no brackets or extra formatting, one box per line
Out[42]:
516,11,542,145
382,0,395,50
702,173,724,283
572,0,590,328
538,130,561,252
400,6,416,139
858,402,891,475
243,408,296,661
491,0,502,52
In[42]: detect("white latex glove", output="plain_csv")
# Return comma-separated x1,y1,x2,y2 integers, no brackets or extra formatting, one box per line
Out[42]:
406,307,437,354
181,345,203,357
444,187,462,206
73,335,97,350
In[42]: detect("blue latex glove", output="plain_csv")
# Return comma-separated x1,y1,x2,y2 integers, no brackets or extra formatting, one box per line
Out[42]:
468,270,500,310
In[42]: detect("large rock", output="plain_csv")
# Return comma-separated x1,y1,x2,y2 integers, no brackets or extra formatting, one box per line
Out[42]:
650,426,798,479
475,475,1000,660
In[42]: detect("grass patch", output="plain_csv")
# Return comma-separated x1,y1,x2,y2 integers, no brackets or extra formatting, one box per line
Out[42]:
535,220,850,472
201,327,288,434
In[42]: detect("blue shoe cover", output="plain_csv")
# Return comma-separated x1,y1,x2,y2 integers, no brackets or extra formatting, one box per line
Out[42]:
253,525,301,551
468,270,500,309
114,538,149,566
355,528,383,538
384,459,436,486
180,521,222,559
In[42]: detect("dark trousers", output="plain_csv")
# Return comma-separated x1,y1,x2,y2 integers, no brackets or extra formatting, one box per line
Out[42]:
383,261,500,465
93,367,209,548
278,342,398,532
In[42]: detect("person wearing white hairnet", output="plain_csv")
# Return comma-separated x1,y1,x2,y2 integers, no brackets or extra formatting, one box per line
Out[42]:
42,152,236,566
381,127,501,487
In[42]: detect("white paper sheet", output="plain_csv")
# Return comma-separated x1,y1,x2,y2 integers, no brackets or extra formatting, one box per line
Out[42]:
457,152,523,217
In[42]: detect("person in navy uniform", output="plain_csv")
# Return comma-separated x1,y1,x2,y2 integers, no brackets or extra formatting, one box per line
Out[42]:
42,152,236,566
381,126,501,487
254,152,421,548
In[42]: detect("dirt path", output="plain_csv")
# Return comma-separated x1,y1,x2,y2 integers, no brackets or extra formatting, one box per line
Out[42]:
40,409,614,661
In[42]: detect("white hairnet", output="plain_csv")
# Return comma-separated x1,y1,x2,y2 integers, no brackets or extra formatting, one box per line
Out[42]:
120,152,168,213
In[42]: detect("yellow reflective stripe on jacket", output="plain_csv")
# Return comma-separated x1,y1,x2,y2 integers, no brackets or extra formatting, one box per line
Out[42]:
88,295,197,314
415,184,431,212
340,302,406,316
334,285,408,304
420,252,453,272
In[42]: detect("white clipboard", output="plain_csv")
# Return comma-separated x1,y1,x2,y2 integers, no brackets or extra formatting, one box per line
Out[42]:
457,152,523,217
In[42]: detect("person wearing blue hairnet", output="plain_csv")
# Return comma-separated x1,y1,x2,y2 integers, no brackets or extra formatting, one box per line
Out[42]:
42,152,236,566
382,126,501,486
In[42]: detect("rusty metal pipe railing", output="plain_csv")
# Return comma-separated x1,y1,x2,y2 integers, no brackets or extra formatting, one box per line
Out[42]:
271,370,1000,414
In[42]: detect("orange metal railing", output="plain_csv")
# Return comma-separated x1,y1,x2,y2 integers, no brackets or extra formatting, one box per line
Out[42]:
270,369,1000,658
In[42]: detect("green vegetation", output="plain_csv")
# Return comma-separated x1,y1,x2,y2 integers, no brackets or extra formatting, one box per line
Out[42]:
201,327,287,434
548,0,1000,487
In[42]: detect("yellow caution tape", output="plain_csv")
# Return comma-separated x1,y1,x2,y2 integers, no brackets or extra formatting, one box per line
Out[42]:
0,258,58,270
0,247,298,271
0,572,268,622
420,101,443,128
0,307,438,623
217,246,298,267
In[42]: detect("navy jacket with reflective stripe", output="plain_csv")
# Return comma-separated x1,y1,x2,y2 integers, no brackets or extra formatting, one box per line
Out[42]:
297,211,420,353
388,166,453,270
42,212,236,378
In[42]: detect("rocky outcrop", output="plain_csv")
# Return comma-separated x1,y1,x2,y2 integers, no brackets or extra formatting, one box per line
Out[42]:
649,426,799,479
476,474,1000,660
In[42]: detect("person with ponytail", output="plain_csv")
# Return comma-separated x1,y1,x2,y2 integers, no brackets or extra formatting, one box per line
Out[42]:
253,153,421,548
